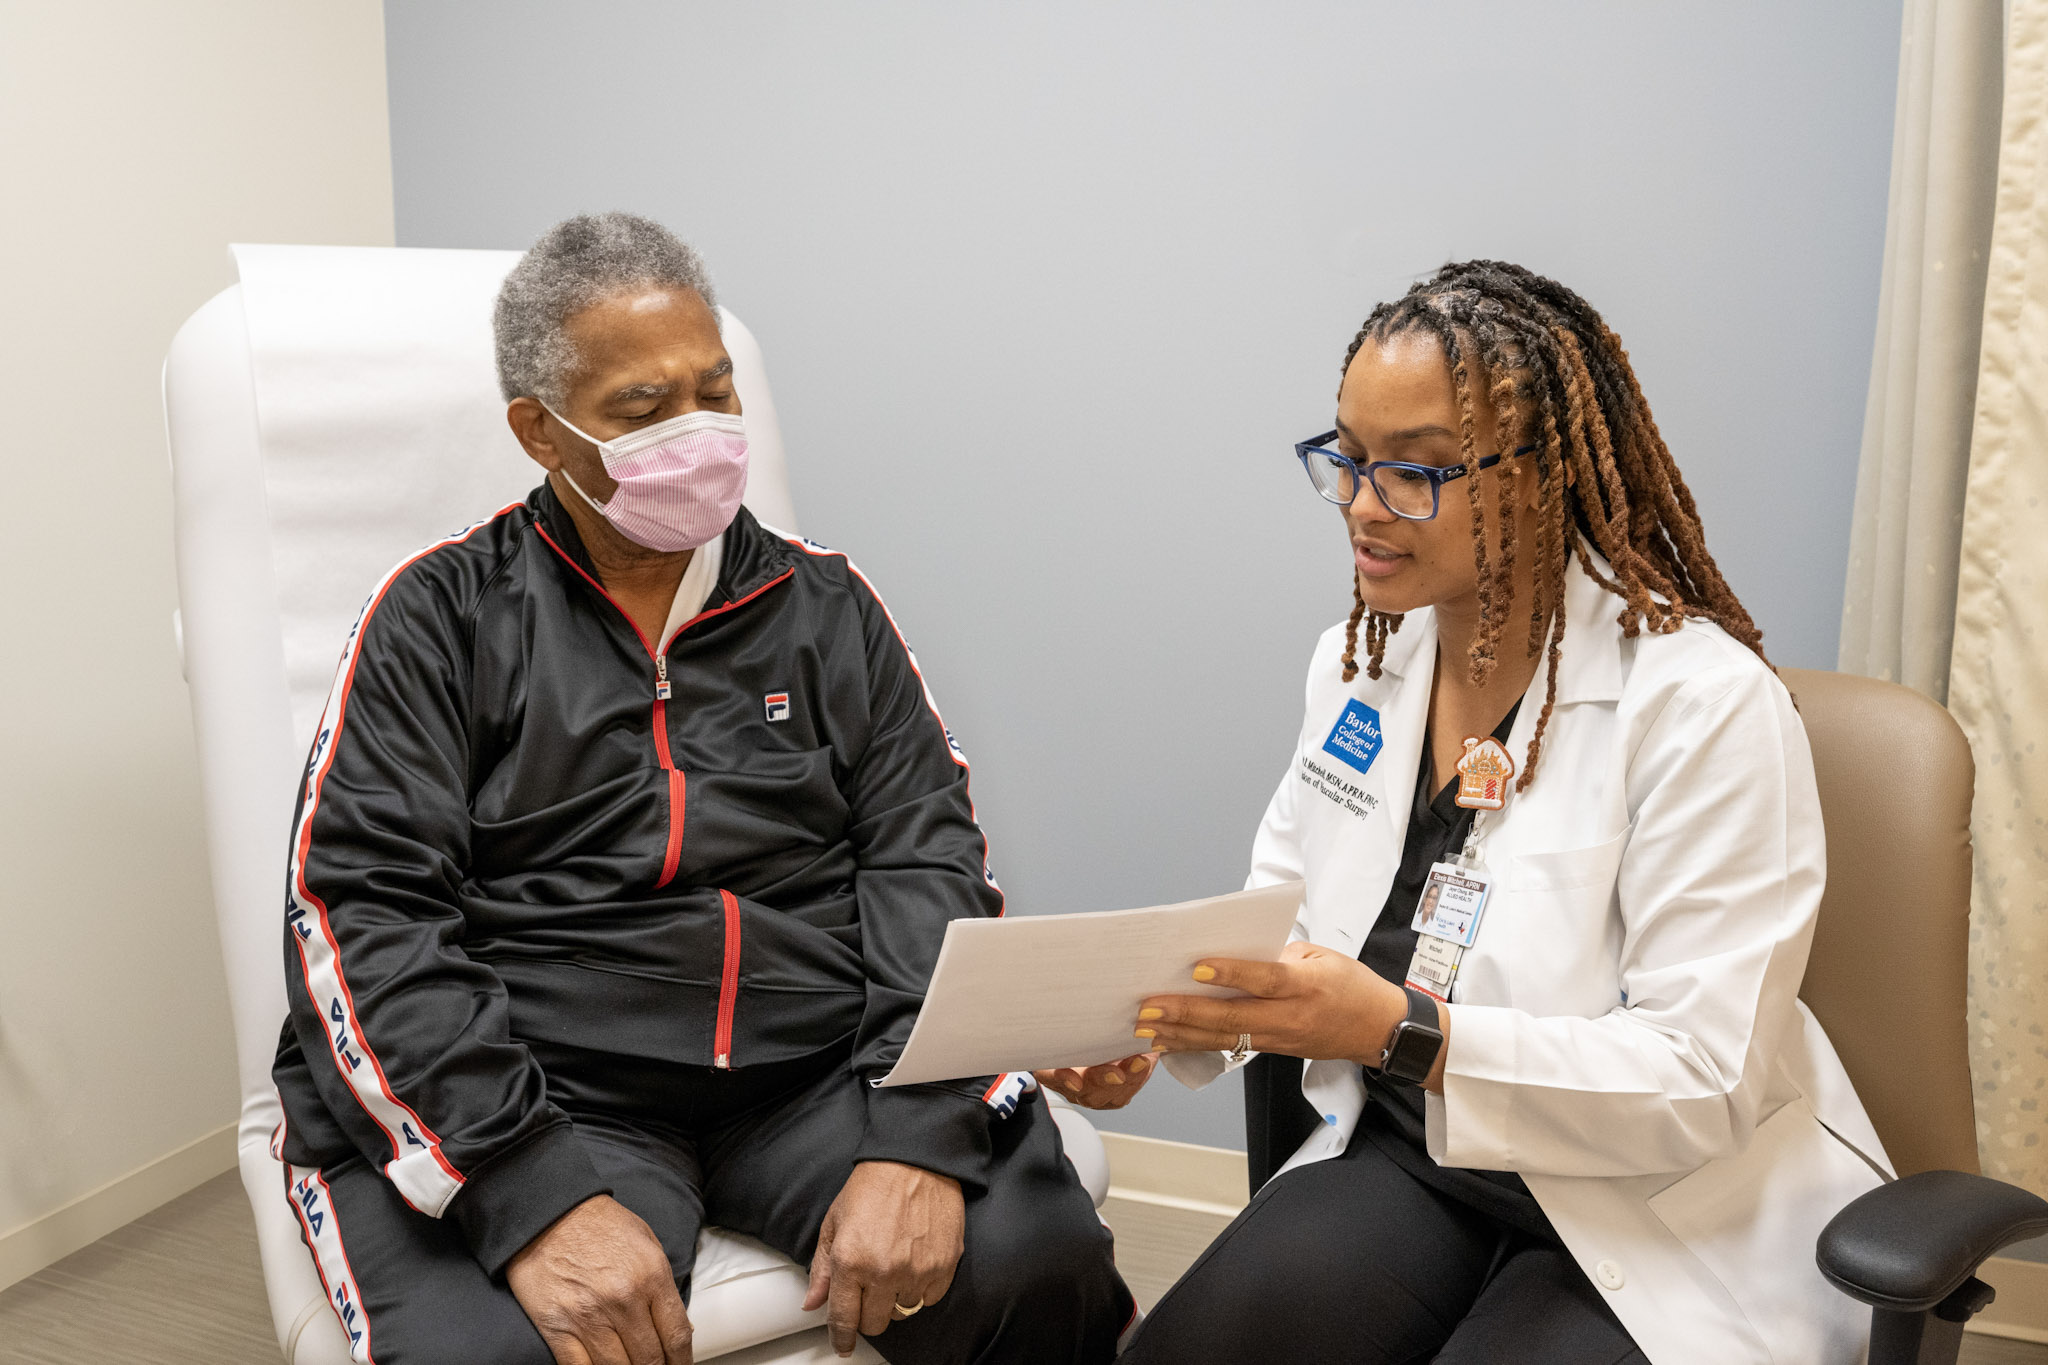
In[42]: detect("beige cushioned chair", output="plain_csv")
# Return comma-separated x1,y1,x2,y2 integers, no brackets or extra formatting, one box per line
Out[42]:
1788,669,2047,1365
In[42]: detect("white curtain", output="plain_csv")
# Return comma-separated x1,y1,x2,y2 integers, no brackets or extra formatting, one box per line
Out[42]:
1948,0,2048,1201
1838,0,2004,702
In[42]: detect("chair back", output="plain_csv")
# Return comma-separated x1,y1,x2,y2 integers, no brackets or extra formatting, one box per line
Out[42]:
1785,668,1978,1178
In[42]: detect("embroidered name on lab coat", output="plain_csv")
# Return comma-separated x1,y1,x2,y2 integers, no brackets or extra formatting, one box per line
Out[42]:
1300,755,1379,821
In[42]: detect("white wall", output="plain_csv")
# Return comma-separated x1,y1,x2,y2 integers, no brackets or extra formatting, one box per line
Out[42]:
384,1,1901,1149
0,1,393,1287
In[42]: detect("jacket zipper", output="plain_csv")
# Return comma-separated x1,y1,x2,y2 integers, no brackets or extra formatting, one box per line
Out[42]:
714,890,742,1068
651,656,685,890
531,523,798,1072
527,526,688,891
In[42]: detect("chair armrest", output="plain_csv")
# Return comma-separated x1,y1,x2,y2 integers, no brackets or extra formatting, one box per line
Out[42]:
1817,1169,2048,1312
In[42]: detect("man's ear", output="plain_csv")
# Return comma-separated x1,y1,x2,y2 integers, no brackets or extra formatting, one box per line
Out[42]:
507,397,561,472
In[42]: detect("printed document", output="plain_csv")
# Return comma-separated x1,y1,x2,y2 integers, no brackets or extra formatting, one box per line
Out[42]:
878,881,1304,1086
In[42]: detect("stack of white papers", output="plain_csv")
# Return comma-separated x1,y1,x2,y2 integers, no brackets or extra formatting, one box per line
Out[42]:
879,881,1304,1086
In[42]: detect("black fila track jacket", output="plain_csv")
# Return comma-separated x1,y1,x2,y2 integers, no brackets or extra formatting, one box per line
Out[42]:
272,484,1009,1275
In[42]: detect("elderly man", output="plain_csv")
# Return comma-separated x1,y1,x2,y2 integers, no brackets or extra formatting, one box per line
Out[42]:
272,213,1132,1365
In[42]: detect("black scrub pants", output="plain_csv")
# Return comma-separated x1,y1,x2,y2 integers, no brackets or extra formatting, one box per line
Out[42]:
1122,1123,1648,1365
290,1041,1132,1365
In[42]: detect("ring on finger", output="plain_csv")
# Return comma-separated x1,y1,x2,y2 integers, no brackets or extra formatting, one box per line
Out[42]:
1225,1032,1253,1065
893,1296,925,1318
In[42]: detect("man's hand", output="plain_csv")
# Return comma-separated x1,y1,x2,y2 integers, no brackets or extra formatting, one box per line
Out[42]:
506,1195,693,1365
803,1161,965,1358
1034,1053,1156,1110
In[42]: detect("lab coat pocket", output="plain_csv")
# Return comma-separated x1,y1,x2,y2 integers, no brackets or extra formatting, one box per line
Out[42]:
1468,826,1631,1010
1506,824,1632,892
1648,1098,1884,1365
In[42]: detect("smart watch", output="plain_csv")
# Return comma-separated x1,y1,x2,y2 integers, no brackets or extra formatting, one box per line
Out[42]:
1374,985,1445,1085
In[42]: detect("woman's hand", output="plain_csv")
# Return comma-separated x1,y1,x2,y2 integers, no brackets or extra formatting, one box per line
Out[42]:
1033,1054,1156,1110
1136,941,1412,1068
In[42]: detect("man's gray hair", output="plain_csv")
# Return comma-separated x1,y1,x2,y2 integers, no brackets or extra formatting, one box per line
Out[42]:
493,212,719,406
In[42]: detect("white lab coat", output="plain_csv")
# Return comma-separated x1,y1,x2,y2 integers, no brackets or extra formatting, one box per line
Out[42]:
1168,555,1890,1365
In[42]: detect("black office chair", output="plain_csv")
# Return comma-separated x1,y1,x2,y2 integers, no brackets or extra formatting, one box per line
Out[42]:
1785,670,2048,1365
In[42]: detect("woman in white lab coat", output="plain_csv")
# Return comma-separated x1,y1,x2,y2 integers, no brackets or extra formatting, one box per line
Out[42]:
1041,261,1889,1364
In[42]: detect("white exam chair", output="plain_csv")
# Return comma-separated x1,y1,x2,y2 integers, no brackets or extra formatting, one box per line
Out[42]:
163,244,1108,1365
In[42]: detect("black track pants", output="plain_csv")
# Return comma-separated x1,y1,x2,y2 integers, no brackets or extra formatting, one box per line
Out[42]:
1121,1125,1647,1365
287,1043,1132,1365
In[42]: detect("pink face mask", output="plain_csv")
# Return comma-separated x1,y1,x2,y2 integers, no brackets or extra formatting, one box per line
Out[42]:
545,405,750,552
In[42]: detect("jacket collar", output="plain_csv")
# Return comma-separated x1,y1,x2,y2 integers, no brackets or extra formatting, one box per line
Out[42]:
530,480,797,609
710,506,799,605
1373,548,1624,706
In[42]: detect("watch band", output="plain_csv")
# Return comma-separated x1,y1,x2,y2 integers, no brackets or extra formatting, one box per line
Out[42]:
1375,985,1445,1086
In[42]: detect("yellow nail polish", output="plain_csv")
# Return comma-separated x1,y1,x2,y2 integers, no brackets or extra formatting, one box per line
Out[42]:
1134,1027,1156,1039
1191,965,1217,982
1137,1007,1164,1021
1103,1071,1125,1085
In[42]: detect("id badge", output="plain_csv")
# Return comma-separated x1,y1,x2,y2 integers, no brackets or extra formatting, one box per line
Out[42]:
1411,861,1492,948
1404,933,1463,1001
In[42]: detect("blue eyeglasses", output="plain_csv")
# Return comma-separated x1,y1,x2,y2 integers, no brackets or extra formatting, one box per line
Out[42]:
1294,430,1537,521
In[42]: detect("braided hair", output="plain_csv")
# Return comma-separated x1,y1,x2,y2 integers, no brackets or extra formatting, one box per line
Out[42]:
1335,260,1768,790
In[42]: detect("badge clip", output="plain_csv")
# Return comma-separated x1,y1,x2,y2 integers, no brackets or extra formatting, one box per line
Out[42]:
1453,735,1515,811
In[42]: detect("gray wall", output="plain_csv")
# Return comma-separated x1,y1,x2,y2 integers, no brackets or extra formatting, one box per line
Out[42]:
386,1,1901,1149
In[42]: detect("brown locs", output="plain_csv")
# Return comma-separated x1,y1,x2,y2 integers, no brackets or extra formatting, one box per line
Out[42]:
1334,261,1769,791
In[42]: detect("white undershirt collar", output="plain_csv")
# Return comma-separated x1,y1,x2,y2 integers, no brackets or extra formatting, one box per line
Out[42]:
657,532,724,648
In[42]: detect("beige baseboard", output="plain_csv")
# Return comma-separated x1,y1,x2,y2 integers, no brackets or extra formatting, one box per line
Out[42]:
1974,1255,2048,1344
1096,1131,2046,1344
1099,1131,1248,1218
0,1122,237,1293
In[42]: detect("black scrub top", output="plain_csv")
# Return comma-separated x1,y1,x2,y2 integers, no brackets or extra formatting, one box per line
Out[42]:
1243,700,1559,1243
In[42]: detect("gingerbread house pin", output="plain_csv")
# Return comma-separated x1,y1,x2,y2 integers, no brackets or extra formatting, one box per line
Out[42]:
1454,735,1516,811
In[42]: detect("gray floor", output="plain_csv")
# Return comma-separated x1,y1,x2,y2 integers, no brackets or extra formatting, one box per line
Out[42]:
0,1172,2040,1363
1098,1193,1236,1313
0,1172,275,1363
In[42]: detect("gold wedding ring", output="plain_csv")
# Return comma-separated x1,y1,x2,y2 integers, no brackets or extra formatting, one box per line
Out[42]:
893,1296,925,1318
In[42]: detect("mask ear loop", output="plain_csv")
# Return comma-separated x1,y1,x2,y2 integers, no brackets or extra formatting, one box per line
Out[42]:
539,401,608,451
539,402,615,512
556,466,612,514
